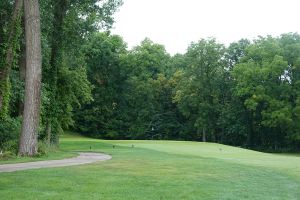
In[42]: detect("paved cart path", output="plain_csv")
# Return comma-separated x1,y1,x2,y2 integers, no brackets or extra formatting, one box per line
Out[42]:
0,152,111,172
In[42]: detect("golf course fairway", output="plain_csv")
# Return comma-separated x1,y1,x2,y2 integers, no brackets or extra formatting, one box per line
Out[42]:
1,134,299,200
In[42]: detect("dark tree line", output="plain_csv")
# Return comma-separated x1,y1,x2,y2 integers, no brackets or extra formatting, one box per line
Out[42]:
74,34,300,151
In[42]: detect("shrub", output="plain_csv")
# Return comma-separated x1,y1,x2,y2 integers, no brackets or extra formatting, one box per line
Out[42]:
0,117,21,153
0,151,16,160
2,140,18,154
37,141,48,156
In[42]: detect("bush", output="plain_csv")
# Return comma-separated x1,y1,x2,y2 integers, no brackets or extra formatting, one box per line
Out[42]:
0,151,16,160
0,117,21,153
2,140,18,154
37,141,48,156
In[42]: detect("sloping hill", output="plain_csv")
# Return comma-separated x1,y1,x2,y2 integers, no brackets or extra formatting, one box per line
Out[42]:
111,140,300,178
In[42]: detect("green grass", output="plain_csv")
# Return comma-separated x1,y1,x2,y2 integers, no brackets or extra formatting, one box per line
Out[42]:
1,134,300,200
0,150,76,164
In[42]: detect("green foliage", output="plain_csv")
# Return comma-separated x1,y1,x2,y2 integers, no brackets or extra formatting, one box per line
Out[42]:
0,116,20,152
0,78,11,119
1,0,300,151
72,34,300,150
0,0,23,119
232,35,300,148
74,35,178,139
0,0,122,152
173,38,226,141
38,0,122,141
2,140,18,155
37,141,49,156
74,32,128,138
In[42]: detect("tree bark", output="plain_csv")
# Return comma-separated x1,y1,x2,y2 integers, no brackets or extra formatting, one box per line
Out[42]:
19,0,42,156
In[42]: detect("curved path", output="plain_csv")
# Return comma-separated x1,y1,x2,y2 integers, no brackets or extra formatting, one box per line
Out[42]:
0,152,111,173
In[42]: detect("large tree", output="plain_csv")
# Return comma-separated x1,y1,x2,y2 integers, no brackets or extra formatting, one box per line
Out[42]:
232,36,297,149
173,39,226,142
43,0,122,144
19,0,42,156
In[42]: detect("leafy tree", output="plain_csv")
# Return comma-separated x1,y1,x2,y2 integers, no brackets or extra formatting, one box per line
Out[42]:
42,0,122,144
74,32,127,138
0,0,122,153
232,36,295,149
121,39,171,138
174,39,226,142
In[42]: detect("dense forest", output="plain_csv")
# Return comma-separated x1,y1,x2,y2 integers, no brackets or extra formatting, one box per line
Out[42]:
0,0,299,156
74,34,300,151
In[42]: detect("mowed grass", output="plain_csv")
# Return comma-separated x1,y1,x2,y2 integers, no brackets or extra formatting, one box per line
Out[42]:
0,150,76,165
1,134,300,200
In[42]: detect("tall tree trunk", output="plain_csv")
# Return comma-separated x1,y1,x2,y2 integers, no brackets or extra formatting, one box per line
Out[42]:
211,130,216,142
46,0,70,145
246,111,253,148
196,128,201,141
19,0,42,156
46,122,52,146
18,44,26,116
46,0,70,143
0,0,23,117
18,31,26,116
202,127,206,142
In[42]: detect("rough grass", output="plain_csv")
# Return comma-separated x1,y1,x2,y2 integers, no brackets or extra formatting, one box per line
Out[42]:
0,134,300,200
